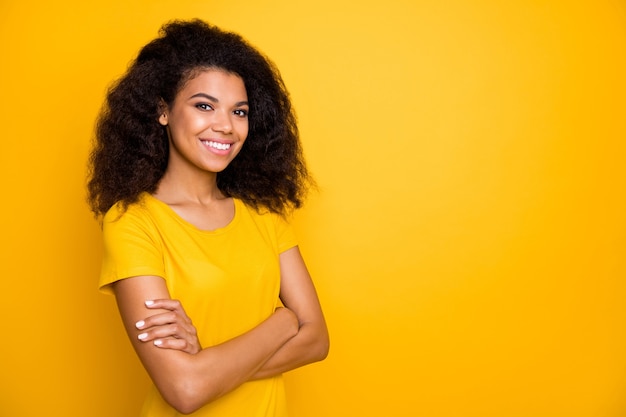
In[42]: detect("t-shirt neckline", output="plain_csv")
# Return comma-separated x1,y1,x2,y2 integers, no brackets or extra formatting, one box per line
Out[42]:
143,192,241,234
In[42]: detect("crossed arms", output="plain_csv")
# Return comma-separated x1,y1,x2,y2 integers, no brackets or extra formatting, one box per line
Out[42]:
112,246,329,414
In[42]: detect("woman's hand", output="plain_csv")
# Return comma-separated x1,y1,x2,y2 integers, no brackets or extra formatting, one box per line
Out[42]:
135,299,202,354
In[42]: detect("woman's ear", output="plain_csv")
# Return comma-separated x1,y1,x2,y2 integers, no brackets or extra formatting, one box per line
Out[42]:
158,99,169,126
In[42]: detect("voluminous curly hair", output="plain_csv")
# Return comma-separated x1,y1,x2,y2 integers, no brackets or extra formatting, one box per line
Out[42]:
87,19,312,218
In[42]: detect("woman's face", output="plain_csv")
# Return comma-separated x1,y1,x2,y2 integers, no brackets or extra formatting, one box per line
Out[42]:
160,69,249,176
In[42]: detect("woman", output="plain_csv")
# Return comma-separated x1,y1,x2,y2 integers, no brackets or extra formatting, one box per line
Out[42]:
87,19,329,416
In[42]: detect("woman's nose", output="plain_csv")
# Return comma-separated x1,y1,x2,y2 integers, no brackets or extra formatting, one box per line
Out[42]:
211,110,233,134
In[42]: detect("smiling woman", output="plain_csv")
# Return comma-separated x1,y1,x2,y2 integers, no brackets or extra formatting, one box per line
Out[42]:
157,70,250,192
86,19,328,416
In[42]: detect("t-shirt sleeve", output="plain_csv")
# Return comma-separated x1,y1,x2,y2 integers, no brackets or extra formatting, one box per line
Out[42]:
99,204,165,294
274,213,298,254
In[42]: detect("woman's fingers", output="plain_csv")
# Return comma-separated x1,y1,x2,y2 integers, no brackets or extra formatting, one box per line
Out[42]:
145,299,193,322
137,331,196,354
136,311,180,329
153,337,194,352
134,298,201,354
137,323,185,340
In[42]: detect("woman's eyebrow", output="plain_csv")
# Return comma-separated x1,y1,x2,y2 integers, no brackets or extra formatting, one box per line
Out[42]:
190,92,218,102
189,92,248,107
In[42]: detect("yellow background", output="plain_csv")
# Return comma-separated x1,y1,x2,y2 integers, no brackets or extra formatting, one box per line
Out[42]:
1,0,625,416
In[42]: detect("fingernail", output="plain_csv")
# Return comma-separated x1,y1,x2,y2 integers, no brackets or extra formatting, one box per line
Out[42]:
138,333,148,340
145,300,154,306
135,320,145,329
154,339,163,346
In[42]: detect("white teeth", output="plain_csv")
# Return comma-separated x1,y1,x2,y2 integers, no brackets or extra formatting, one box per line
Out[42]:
203,140,231,150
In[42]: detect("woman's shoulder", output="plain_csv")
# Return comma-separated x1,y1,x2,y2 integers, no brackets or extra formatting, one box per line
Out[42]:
103,193,158,225
235,198,294,236
235,198,285,222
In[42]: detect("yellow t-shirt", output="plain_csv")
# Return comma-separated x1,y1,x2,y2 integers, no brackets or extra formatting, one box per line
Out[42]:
99,193,297,417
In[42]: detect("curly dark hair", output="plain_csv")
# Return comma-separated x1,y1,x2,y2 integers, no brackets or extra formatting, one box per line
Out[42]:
87,19,312,217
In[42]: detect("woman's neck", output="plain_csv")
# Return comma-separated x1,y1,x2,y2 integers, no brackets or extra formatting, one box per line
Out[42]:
152,169,236,231
153,169,225,206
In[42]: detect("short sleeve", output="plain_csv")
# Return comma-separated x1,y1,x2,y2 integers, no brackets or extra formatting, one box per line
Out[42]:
273,214,298,254
99,203,165,294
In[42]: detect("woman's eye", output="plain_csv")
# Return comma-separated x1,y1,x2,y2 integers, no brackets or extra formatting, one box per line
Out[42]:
234,109,248,117
196,103,213,111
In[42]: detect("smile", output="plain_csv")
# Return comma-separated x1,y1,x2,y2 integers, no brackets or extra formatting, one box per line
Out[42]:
202,140,231,150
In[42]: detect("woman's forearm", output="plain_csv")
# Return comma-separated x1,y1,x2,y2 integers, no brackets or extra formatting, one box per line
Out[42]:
114,276,299,414
161,307,299,413
250,319,329,380
248,246,330,380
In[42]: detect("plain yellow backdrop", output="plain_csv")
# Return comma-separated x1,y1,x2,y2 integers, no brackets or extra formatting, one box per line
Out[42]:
1,0,625,416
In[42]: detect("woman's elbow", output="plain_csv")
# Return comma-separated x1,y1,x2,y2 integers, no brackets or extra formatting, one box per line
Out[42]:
313,329,330,362
159,378,221,415
162,384,205,415
171,399,201,416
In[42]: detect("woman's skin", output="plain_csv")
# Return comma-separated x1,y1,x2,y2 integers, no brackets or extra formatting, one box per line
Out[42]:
112,69,329,414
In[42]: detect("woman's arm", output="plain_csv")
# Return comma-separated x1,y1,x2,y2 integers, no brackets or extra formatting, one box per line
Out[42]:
250,246,329,379
113,275,299,414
